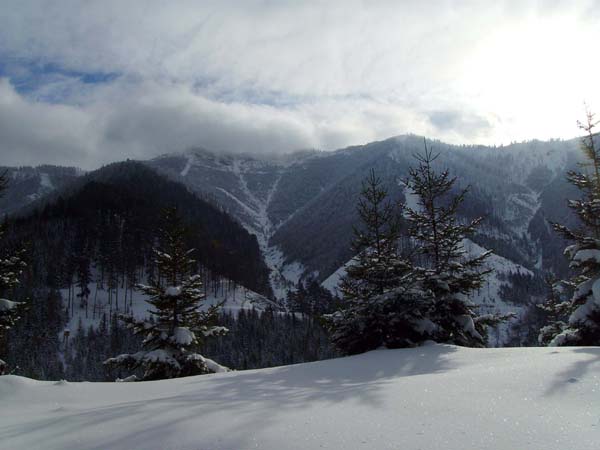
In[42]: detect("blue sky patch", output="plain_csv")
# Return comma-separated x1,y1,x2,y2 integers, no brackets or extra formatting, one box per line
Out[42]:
0,56,118,101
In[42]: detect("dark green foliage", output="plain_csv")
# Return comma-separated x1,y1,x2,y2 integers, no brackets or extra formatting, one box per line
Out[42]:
203,309,337,370
286,280,337,316
542,111,600,345
328,142,513,355
105,208,228,381
325,169,425,354
0,172,27,374
405,142,510,347
62,313,143,381
498,272,546,305
62,308,335,380
536,276,571,346
5,288,64,379
9,160,271,296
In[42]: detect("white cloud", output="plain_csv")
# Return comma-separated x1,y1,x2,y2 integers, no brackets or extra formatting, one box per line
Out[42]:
0,1,598,168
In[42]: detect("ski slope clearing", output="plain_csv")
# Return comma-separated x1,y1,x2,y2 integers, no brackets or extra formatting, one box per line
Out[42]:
1,344,599,450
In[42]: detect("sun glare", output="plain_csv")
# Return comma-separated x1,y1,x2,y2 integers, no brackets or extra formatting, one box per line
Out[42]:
461,15,600,144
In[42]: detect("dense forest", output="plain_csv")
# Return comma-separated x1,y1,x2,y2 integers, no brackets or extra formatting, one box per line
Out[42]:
1,162,335,380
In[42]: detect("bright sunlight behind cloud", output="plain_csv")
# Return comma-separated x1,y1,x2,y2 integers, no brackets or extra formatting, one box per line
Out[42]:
1,0,598,168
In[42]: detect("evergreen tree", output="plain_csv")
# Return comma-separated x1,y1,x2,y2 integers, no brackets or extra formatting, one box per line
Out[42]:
545,111,600,345
404,141,510,347
75,253,92,314
287,280,336,316
105,208,229,380
0,172,26,374
325,170,429,354
537,276,570,345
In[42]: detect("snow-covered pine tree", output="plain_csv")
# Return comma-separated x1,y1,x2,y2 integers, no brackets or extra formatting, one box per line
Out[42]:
104,208,229,380
0,172,26,375
537,276,571,345
325,169,432,354
545,111,600,345
404,141,508,347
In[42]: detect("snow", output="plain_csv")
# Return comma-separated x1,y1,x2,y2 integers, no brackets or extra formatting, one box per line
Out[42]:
165,285,182,297
172,327,194,345
454,314,482,340
0,298,20,311
573,249,600,264
321,256,358,297
180,154,193,177
115,375,138,382
39,172,54,190
281,261,305,286
569,278,600,326
2,344,599,450
462,239,532,345
188,153,303,299
505,191,541,237
142,349,179,366
402,185,421,214
201,326,228,337
412,317,439,334
593,277,600,303
202,356,229,373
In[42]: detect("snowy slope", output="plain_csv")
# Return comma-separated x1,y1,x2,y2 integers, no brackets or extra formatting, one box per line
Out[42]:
148,149,311,299
320,257,356,296
61,279,277,335
0,165,82,215
462,239,533,345
2,344,599,450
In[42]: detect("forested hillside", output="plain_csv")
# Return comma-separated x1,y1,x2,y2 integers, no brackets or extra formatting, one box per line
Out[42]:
0,136,586,352
0,165,82,215
147,136,580,289
2,162,336,380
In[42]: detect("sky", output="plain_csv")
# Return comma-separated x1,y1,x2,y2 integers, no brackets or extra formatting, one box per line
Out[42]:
1,0,599,169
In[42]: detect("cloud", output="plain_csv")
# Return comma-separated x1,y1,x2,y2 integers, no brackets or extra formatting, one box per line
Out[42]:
0,1,599,168
0,77,437,168
0,78,96,167
428,110,492,137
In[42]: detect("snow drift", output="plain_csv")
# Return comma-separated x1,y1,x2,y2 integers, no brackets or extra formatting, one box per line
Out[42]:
1,344,599,450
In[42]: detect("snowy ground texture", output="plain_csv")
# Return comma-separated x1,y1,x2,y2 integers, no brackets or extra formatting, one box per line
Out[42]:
1,344,599,450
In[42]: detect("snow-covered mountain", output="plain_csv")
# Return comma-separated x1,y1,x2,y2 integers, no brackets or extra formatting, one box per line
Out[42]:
146,148,328,298
147,136,580,304
3,343,598,450
1,135,582,332
0,165,82,215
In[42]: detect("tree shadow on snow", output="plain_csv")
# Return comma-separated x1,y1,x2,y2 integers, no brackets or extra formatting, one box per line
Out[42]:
545,347,600,396
0,344,459,450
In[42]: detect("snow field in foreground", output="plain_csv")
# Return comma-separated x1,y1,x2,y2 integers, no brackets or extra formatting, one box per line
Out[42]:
1,344,599,450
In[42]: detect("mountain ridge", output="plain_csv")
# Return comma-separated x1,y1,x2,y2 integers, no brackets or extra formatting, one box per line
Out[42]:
2,135,584,338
